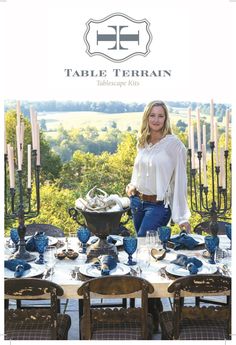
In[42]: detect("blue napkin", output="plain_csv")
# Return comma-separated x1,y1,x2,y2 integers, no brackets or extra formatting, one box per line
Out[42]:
171,254,203,274
92,255,117,275
171,231,199,250
4,259,31,278
107,236,117,245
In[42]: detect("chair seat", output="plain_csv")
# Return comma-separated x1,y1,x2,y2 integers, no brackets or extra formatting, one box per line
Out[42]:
160,311,229,340
81,312,153,340
5,313,71,340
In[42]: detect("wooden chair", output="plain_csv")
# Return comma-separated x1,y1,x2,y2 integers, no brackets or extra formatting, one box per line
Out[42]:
26,223,65,237
5,278,71,340
194,220,231,235
159,274,231,340
77,275,154,340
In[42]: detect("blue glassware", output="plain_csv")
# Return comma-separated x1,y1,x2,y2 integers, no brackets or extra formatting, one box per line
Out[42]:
157,226,171,252
34,232,48,264
10,228,20,252
204,235,219,264
225,224,231,249
77,227,91,254
123,236,137,266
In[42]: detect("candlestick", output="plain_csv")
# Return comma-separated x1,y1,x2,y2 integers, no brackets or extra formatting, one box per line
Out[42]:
16,125,22,171
210,99,214,141
201,143,207,187
225,109,229,150
36,122,40,166
30,107,38,150
214,120,219,166
196,107,201,151
27,144,32,189
202,123,206,148
188,107,192,149
220,148,224,187
7,144,15,188
191,124,195,168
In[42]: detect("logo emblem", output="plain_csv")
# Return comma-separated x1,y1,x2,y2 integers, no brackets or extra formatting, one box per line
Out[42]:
84,13,152,62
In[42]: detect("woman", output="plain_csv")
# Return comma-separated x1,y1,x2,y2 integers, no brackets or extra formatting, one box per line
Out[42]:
126,100,191,237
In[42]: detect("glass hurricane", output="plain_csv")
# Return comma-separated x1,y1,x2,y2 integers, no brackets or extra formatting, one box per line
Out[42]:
157,226,171,252
204,235,219,264
77,227,91,254
123,236,137,266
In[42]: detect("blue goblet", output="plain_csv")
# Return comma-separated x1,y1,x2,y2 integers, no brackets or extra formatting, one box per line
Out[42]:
123,236,137,266
225,224,231,249
34,232,48,264
77,227,91,254
204,235,219,264
10,228,19,252
157,226,171,252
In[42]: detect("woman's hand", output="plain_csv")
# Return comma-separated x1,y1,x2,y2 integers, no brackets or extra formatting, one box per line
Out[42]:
179,222,191,233
125,184,136,197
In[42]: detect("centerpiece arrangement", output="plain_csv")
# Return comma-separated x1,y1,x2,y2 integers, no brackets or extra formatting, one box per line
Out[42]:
69,186,131,262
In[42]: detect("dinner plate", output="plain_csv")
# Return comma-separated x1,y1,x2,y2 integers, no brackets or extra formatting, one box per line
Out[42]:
88,235,123,247
79,263,130,277
4,265,45,279
170,234,205,246
165,263,217,277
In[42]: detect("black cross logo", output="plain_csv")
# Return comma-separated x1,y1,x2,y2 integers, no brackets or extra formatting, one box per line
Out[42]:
97,26,139,50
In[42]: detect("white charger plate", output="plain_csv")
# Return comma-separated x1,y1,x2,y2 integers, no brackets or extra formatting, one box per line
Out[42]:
88,235,123,247
165,263,217,277
4,265,45,279
170,234,205,246
79,263,130,277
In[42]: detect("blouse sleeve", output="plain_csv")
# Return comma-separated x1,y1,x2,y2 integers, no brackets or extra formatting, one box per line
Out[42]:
169,143,191,224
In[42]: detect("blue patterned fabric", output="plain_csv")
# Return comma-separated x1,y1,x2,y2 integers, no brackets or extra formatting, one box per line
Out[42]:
171,231,199,250
171,254,203,274
4,259,31,277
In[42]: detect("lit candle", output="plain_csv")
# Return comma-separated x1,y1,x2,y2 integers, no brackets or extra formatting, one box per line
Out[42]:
210,99,214,141
191,124,195,168
201,143,207,187
202,123,206,149
214,119,219,166
188,107,192,149
27,144,32,188
225,109,229,150
196,107,201,151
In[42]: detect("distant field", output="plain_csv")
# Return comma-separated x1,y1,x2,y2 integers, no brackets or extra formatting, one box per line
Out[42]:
38,110,212,138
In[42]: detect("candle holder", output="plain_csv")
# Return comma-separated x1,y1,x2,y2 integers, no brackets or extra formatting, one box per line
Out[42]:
5,149,41,262
188,142,231,237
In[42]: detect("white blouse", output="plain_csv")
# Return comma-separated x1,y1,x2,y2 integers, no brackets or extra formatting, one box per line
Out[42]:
130,134,191,225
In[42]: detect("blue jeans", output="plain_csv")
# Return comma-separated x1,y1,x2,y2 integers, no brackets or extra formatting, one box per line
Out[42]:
130,196,171,237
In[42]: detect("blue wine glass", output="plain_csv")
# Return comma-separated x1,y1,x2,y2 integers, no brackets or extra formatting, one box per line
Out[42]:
77,227,91,254
123,236,137,266
34,232,48,264
225,224,231,249
10,228,19,252
157,226,171,252
204,235,219,264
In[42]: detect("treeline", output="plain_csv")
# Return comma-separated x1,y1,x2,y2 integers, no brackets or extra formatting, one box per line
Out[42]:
4,100,230,120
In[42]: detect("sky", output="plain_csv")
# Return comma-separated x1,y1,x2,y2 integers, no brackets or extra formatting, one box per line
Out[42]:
0,1,235,342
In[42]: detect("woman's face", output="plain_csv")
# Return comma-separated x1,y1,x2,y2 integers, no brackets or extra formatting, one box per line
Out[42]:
148,105,166,133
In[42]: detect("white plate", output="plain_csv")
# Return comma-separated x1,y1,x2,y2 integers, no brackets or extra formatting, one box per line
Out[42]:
88,235,123,247
170,234,204,246
25,236,58,247
79,263,130,277
165,263,217,277
4,265,45,279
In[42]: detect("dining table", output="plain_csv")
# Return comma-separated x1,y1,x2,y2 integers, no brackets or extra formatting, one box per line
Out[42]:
4,233,232,300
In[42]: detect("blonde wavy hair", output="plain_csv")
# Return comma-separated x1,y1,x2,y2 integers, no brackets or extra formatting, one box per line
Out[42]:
137,100,172,148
